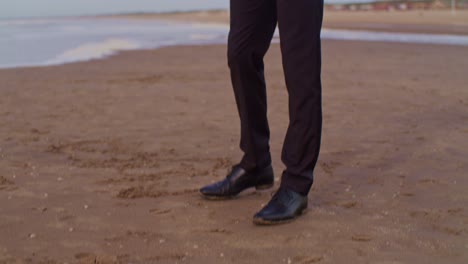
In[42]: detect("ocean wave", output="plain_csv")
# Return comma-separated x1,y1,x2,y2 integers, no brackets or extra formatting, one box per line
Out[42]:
44,38,141,65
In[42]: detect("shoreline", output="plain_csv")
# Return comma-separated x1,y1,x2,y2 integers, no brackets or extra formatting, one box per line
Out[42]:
5,8,468,36
6,8,466,35
3,34,468,71
3,9,468,70
99,9,468,35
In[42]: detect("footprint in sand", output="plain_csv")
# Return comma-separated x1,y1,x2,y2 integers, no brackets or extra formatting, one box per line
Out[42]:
0,176,14,187
0,176,16,191
149,208,172,215
351,234,372,242
319,160,342,176
292,255,324,263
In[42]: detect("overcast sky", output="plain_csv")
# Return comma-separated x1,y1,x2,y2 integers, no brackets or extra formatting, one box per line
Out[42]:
0,0,371,19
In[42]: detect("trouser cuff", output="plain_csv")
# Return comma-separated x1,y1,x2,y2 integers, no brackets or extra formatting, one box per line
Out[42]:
280,171,313,196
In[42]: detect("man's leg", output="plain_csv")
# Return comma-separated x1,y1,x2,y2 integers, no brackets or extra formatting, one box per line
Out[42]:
277,0,324,196
252,0,323,224
228,0,277,171
199,0,278,199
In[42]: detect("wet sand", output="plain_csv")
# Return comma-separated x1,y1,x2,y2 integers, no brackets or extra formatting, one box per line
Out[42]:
1,12,468,264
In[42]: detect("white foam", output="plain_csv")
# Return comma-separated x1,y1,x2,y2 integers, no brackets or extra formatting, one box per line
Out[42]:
44,38,141,65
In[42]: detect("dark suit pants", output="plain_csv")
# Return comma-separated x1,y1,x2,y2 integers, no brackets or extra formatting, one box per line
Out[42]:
228,0,324,195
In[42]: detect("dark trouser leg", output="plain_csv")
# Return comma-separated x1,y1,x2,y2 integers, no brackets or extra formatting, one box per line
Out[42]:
228,0,277,171
277,0,324,195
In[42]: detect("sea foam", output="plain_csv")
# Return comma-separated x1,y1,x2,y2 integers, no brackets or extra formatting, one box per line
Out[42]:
45,38,141,65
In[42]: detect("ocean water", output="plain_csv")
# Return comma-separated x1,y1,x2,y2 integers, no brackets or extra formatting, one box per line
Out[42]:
0,18,229,69
1,17,468,69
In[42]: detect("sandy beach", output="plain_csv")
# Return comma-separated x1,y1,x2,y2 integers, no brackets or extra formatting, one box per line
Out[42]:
1,10,468,263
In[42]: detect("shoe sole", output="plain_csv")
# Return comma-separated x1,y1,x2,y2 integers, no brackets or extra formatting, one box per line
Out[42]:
252,208,308,226
200,183,274,200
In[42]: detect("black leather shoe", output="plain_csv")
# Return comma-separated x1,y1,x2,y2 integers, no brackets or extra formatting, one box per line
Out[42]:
200,164,274,200
253,187,308,225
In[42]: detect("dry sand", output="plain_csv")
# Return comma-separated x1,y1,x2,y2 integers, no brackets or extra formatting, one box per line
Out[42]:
1,11,468,264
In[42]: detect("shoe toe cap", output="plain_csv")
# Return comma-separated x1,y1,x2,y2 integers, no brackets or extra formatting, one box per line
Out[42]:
199,185,215,195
